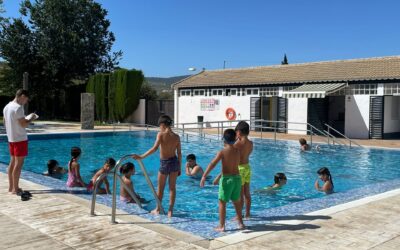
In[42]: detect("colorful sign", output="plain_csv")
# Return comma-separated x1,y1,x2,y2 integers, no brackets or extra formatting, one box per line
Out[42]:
200,99,220,111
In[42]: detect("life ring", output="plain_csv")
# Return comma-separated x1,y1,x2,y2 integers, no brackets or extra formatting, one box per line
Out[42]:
225,108,236,120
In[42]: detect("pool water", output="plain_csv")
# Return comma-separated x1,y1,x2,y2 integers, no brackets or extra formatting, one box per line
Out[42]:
1,131,400,222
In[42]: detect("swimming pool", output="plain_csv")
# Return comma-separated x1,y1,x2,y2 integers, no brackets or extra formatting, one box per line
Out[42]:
1,130,400,235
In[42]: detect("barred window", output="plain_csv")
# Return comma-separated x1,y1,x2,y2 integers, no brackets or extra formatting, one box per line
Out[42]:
384,83,400,95
260,87,279,96
180,90,191,96
332,84,377,95
246,88,259,96
193,89,205,96
211,89,223,96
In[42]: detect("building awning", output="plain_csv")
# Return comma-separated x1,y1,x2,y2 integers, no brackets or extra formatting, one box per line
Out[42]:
282,83,347,98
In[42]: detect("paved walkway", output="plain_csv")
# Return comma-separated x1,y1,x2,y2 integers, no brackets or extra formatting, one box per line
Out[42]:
1,172,400,249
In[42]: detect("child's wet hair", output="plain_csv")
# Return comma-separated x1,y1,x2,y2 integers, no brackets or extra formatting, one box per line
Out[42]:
47,159,59,175
186,154,196,161
274,173,287,184
299,138,307,145
223,129,236,145
105,157,116,167
158,115,173,127
317,167,334,188
71,147,82,158
120,162,135,175
235,121,250,135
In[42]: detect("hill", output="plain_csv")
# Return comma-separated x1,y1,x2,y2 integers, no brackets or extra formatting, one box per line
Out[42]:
145,75,189,93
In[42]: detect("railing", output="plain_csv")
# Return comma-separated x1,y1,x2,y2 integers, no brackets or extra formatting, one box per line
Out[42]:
325,124,363,148
90,154,165,224
175,119,341,146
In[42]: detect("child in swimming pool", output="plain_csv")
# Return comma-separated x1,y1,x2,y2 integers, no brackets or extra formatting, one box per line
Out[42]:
87,158,116,194
185,154,204,179
43,159,66,177
264,173,287,190
200,129,245,232
119,162,144,203
132,115,182,217
315,167,334,194
66,147,86,187
299,138,311,151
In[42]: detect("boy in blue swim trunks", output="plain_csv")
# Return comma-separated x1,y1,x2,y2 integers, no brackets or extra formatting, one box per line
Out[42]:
200,129,245,232
133,115,182,217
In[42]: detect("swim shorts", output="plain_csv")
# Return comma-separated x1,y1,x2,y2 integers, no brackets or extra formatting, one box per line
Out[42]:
238,163,251,185
218,175,242,202
9,140,28,157
159,156,180,175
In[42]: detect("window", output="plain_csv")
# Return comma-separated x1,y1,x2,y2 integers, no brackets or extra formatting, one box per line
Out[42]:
384,83,400,95
260,87,278,96
193,89,205,96
333,84,378,96
211,89,223,96
180,90,191,96
246,88,259,96
230,89,237,96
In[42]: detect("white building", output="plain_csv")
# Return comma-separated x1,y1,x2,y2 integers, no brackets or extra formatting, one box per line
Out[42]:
172,56,400,139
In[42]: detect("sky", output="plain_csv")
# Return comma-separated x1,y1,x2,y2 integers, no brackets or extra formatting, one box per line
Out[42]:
2,0,400,77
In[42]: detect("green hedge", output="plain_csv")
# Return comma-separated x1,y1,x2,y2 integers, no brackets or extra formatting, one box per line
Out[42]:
87,69,144,122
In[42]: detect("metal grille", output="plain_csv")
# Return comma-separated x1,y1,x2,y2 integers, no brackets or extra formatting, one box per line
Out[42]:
369,96,384,139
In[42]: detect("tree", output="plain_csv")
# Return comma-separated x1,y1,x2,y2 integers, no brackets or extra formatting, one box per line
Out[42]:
281,54,288,65
139,82,158,101
0,0,122,109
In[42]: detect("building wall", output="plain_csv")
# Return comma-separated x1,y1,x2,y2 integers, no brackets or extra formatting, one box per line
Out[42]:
384,96,400,135
177,95,252,128
287,98,308,134
345,95,370,139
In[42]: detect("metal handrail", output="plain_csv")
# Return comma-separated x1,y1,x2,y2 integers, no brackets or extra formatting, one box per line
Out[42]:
325,124,363,148
90,171,143,216
111,155,165,223
176,119,341,146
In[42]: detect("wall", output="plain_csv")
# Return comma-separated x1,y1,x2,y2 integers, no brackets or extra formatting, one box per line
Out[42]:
124,99,146,124
344,95,370,139
287,98,308,134
384,96,400,135
177,95,252,128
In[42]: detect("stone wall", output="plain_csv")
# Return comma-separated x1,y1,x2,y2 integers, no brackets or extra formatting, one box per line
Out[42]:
81,93,94,129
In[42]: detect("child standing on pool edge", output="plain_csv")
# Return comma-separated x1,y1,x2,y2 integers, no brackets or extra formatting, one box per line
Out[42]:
133,115,181,217
235,121,253,218
200,129,245,232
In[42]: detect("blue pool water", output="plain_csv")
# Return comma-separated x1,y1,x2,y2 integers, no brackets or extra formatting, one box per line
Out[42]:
1,131,400,223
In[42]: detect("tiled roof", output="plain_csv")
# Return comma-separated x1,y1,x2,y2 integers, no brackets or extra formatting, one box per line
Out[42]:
173,56,400,89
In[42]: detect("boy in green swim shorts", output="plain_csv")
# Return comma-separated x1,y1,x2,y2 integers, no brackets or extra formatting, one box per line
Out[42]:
200,129,245,232
235,121,253,218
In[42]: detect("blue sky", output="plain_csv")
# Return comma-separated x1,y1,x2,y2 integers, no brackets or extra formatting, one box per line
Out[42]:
2,0,400,77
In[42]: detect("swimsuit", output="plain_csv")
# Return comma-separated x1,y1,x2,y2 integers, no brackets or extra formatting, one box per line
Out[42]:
238,163,251,185
159,156,180,175
66,160,82,187
218,175,242,202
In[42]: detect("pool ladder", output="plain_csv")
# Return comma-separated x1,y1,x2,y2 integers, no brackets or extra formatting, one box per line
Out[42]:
90,154,165,223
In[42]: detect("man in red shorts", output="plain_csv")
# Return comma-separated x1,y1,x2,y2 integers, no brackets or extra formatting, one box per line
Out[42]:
3,89,37,195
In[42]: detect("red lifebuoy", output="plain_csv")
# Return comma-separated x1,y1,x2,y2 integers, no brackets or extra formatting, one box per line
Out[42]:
225,108,236,120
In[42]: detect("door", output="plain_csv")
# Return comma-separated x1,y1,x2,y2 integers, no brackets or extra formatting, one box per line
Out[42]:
369,96,384,139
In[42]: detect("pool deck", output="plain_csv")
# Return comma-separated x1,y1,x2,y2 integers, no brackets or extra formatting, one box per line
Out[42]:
1,172,400,249
1,121,400,249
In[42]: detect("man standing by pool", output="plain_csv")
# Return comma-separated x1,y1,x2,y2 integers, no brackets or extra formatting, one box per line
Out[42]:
3,89,37,194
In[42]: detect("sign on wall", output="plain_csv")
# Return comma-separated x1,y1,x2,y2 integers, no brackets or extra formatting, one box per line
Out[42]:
201,99,220,111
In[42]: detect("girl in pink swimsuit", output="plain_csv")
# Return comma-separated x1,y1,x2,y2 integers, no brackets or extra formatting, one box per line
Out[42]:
66,147,86,187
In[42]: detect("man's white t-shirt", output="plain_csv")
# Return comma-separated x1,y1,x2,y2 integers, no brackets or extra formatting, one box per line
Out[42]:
3,101,28,142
